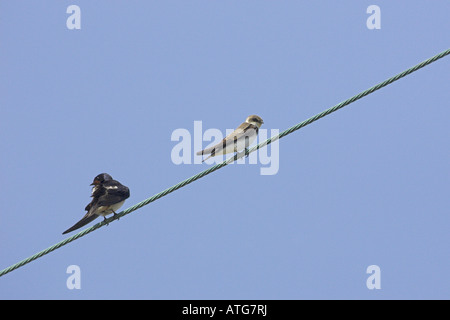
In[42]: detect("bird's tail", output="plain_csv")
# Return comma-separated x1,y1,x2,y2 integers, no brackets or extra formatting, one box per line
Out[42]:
197,147,216,162
62,214,99,234
201,154,214,163
196,146,215,156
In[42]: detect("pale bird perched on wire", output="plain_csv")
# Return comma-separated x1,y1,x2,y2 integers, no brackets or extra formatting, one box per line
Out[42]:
197,115,264,162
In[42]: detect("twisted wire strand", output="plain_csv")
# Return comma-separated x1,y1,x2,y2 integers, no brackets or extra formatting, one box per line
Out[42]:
1,48,449,278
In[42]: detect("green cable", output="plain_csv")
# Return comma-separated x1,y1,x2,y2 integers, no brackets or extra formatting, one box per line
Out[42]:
1,48,449,278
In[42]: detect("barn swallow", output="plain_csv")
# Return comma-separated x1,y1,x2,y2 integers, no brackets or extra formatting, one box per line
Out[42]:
197,115,264,162
62,173,130,234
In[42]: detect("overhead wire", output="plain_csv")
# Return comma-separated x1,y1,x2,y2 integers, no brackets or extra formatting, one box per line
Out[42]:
1,48,449,278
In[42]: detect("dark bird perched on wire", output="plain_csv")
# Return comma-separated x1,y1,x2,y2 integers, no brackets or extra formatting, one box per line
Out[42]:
62,173,130,234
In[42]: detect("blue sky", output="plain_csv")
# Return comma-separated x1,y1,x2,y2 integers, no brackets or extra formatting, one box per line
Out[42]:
1,1,449,299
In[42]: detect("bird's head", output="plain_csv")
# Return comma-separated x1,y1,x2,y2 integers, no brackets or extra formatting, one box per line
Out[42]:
91,173,113,186
245,115,264,128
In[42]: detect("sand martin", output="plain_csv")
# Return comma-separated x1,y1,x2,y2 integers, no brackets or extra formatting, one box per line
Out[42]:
62,173,130,234
197,115,264,162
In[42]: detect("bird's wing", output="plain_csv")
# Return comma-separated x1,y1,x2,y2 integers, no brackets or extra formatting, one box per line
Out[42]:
196,123,255,156
96,183,130,207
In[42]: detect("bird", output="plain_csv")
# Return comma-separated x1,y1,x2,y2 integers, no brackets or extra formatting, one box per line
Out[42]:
196,115,264,162
62,173,130,234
